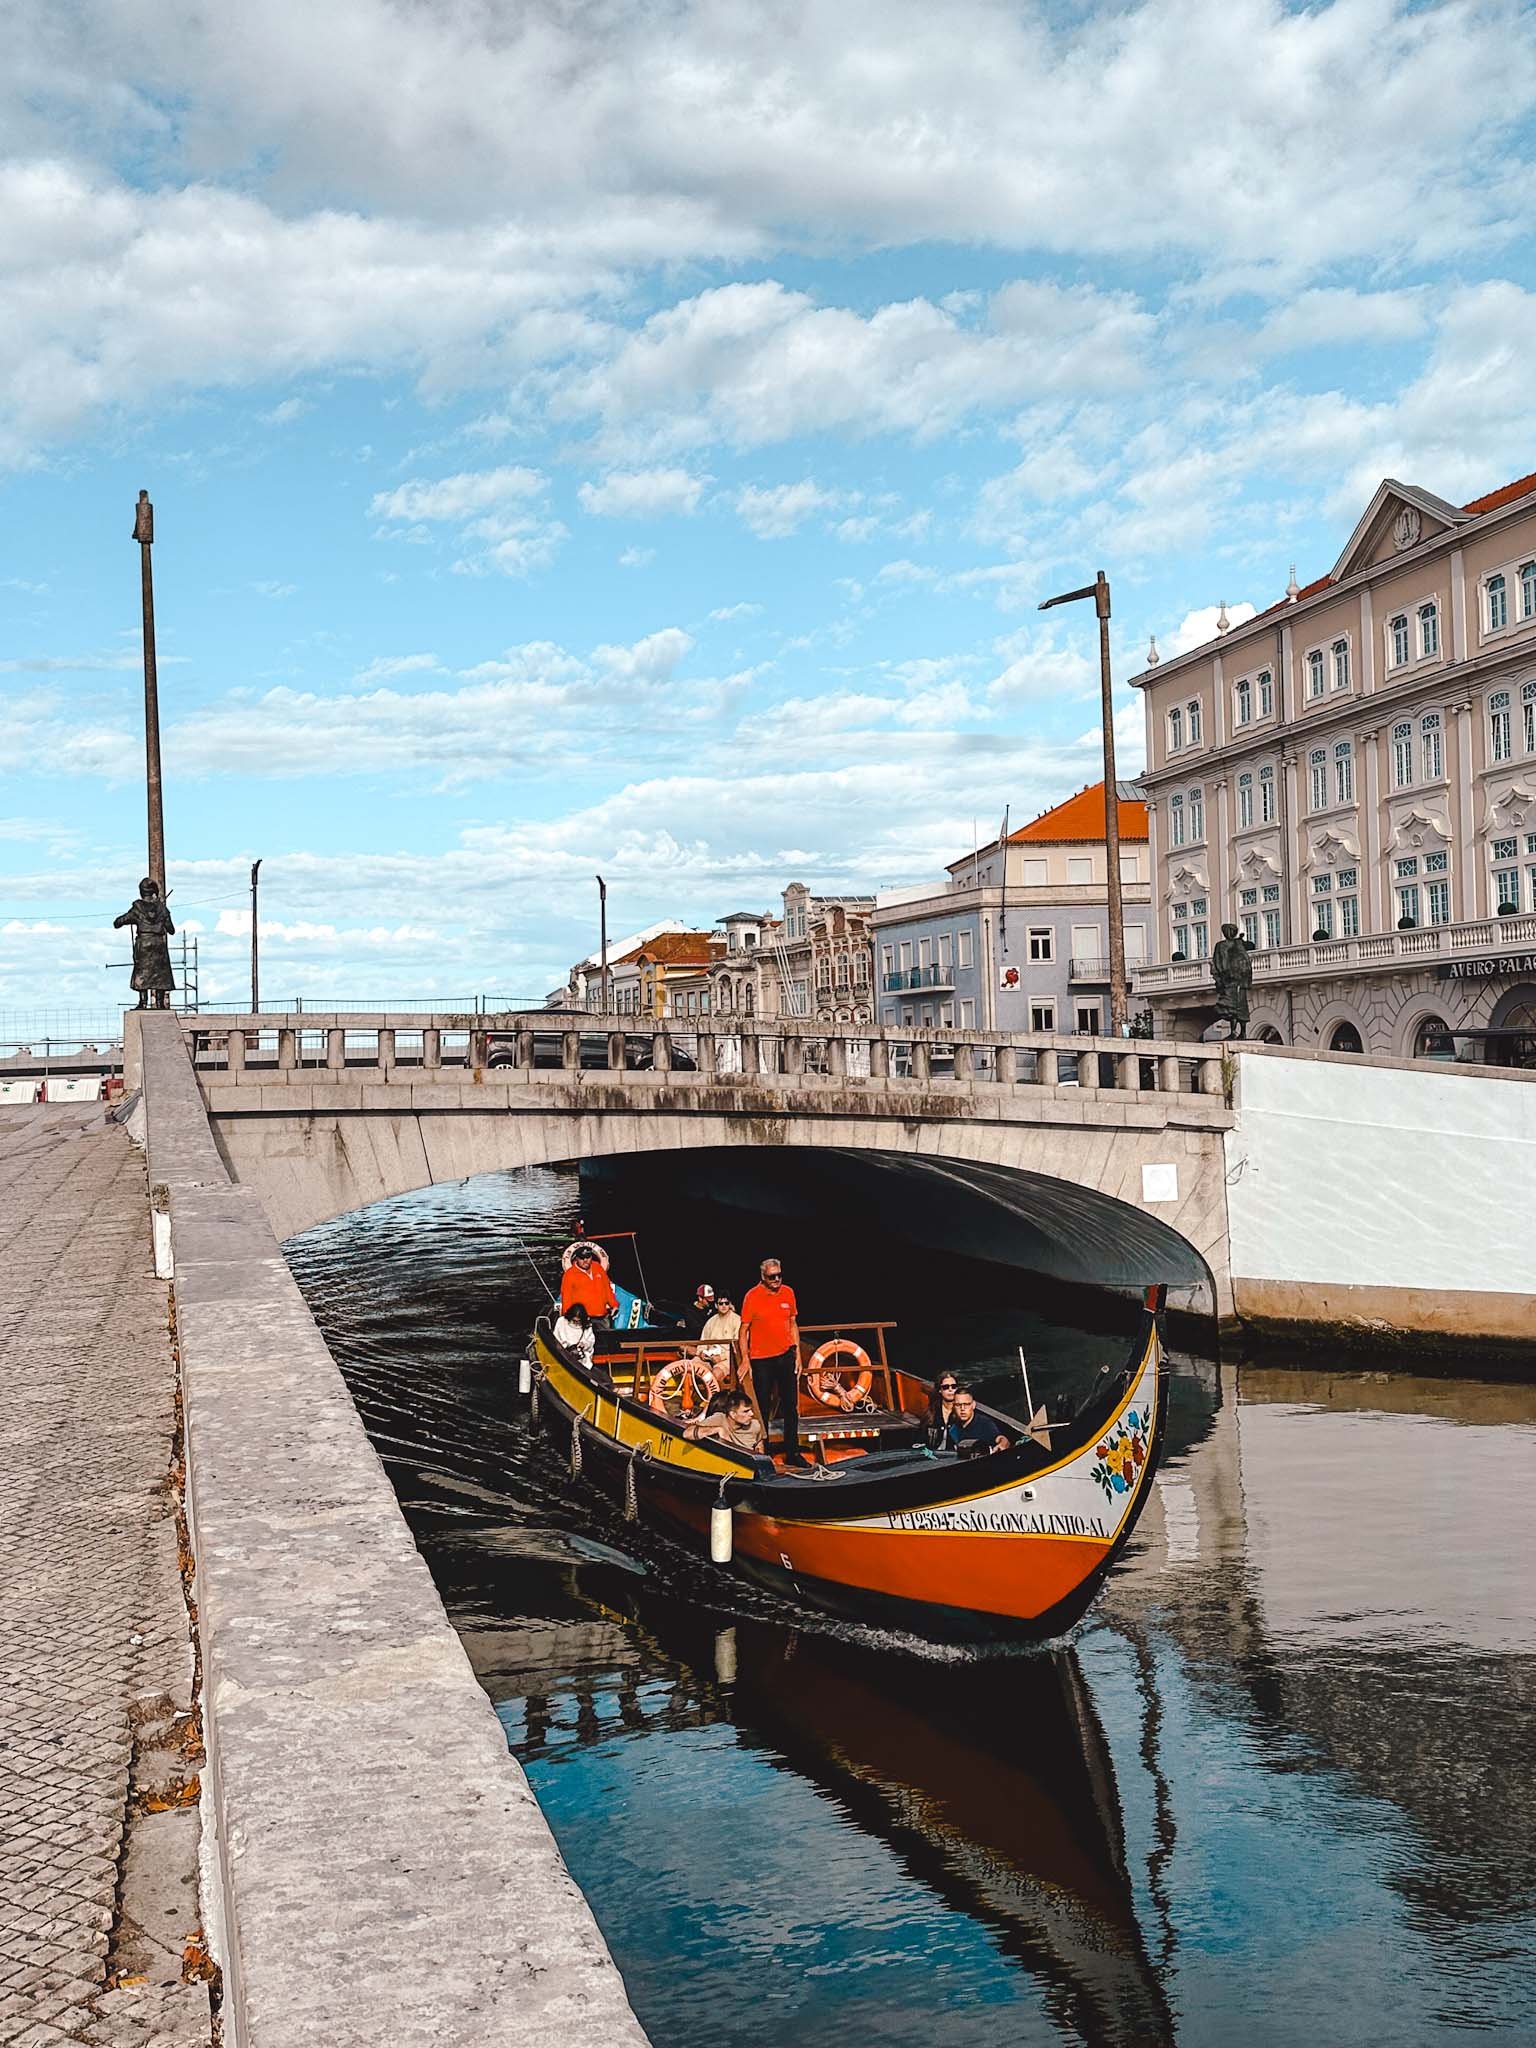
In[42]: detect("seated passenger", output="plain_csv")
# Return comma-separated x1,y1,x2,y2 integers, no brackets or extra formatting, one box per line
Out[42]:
697,1292,742,1379
682,1282,717,1338
552,1301,596,1367
684,1390,765,1456
925,1373,960,1448
944,1388,1010,1457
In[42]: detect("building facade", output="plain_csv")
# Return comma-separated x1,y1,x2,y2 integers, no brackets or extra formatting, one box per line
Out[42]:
870,783,1151,1033
1132,471,1536,1060
708,886,877,1024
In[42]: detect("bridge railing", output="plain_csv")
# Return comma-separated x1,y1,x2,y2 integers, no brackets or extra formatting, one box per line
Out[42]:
184,1012,1230,1101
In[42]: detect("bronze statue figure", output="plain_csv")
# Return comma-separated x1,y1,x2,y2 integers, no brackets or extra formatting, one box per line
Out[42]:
114,878,175,1009
1210,921,1252,1038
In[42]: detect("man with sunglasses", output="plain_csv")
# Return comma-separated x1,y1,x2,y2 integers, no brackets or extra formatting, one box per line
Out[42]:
738,1259,808,1468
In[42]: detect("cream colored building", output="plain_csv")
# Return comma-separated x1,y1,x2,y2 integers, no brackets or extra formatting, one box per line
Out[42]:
1132,470,1536,1059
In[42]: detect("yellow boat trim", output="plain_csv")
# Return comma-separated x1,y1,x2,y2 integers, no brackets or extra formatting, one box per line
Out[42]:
535,1334,748,1477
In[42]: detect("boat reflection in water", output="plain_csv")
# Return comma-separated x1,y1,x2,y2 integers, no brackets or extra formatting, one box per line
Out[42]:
475,1547,1174,2048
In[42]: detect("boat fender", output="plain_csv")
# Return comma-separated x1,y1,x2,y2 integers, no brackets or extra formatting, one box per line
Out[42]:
623,1445,647,1522
518,1350,533,1397
710,1485,733,1566
806,1338,874,1410
529,1376,540,1424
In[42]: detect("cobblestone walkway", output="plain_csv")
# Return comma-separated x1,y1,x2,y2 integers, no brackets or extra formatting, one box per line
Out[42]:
0,1106,209,2047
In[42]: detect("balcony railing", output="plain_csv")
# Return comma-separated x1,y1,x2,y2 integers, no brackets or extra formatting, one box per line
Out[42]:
1068,955,1145,983
1135,910,1536,995
883,963,957,993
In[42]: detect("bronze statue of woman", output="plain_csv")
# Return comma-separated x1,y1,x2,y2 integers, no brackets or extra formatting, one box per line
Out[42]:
114,878,176,1009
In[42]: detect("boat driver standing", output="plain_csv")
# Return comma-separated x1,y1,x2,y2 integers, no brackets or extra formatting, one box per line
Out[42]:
738,1258,808,1468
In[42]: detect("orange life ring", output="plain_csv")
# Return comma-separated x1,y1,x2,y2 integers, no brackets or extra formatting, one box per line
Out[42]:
648,1357,718,1417
807,1339,874,1411
561,1240,610,1272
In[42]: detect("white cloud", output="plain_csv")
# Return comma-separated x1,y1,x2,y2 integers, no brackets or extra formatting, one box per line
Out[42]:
1167,603,1258,656
618,546,655,568
735,479,842,538
709,602,762,622
260,395,311,424
352,653,442,684
986,628,1097,705
370,466,546,524
577,468,711,517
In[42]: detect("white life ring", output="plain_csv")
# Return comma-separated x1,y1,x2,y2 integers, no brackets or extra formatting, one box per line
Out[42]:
561,1240,610,1272
648,1357,719,1418
807,1339,874,1411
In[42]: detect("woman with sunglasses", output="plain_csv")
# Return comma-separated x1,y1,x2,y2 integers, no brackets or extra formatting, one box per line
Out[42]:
925,1372,960,1449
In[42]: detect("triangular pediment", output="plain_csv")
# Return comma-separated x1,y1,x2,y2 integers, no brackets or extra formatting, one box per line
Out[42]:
1332,479,1469,581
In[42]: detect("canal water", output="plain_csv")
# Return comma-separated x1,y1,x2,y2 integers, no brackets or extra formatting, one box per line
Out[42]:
285,1167,1536,2048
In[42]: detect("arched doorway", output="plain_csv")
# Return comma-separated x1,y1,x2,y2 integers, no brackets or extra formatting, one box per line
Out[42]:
1328,1021,1363,1054
1412,1015,1454,1060
1488,984,1536,1068
1253,1023,1283,1045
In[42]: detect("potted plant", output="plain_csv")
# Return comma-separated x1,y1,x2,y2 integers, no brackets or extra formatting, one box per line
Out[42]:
1312,927,1330,942
1397,916,1417,930
1498,900,1520,916
1170,949,1186,962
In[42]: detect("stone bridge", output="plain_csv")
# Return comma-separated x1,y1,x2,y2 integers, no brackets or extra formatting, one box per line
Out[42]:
163,1011,1238,1319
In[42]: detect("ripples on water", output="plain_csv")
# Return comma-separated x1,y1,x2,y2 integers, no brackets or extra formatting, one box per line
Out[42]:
286,1168,1536,2048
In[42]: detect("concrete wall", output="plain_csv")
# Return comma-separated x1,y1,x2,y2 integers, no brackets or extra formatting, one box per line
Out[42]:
131,1013,650,2048
1226,1045,1536,1350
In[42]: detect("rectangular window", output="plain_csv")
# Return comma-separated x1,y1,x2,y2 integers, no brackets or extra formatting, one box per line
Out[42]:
1170,800,1186,848
1076,1002,1102,1035
1422,719,1444,780
881,945,894,978
1172,922,1190,956
1307,649,1325,698
1188,701,1202,744
1390,615,1410,667
1309,755,1328,810
1030,1001,1055,1032
1395,857,1419,878
1312,900,1333,938
1258,670,1273,718
1488,576,1508,632
1492,836,1518,861
1119,853,1139,882
1022,856,1048,885
1125,924,1146,962
1238,779,1253,828
1240,912,1259,947
1528,866,1536,914
1492,699,1513,762
959,999,975,1029
1260,771,1276,824
918,937,931,968
1526,697,1536,755
937,932,952,968
1425,881,1451,925
1071,923,1099,965
1192,922,1209,959
1263,909,1282,949
1424,850,1448,874
1419,603,1439,658
1393,727,1414,787
1188,789,1204,841
939,1003,954,1028
957,928,973,969
1398,884,1420,925
1262,884,1280,903
1337,867,1359,889
899,940,912,972
1168,708,1183,753
1239,887,1257,907
1068,856,1093,883
1339,895,1360,938
1236,678,1252,725
1334,747,1354,805
1028,927,1053,962
1332,640,1350,690
1312,873,1332,894
1494,868,1519,911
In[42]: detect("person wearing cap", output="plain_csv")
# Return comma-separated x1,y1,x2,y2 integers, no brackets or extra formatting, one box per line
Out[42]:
682,1282,717,1340
560,1243,620,1322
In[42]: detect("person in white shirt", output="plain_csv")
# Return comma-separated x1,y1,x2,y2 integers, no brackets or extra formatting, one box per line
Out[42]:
553,1302,596,1367
696,1293,742,1381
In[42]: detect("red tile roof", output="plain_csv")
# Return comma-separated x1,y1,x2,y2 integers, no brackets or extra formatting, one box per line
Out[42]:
617,930,717,966
1007,780,1149,846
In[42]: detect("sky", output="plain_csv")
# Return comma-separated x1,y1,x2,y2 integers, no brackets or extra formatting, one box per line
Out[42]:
3,0,1536,1032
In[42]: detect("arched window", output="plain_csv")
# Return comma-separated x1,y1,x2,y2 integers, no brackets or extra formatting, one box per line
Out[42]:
1169,793,1185,847
1488,574,1508,632
1523,561,1536,620
1329,1021,1364,1054
1522,678,1536,754
1259,763,1276,823
1389,613,1410,667
1187,698,1203,744
743,983,756,1016
1392,719,1414,788
1187,786,1205,841
1491,689,1513,763
1235,676,1252,725
718,981,734,1011
1258,669,1274,718
1421,712,1443,780
1334,740,1354,805
1418,601,1440,658
1168,706,1184,753
1331,638,1350,690
1307,649,1325,698
1237,771,1254,829
1308,747,1327,811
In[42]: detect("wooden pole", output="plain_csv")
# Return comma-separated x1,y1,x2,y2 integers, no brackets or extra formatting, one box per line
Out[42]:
134,490,166,892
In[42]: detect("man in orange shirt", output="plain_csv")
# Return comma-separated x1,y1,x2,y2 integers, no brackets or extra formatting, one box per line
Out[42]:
560,1244,620,1323
737,1257,808,1467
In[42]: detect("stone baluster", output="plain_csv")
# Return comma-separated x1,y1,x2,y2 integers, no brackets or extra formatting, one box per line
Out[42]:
652,1032,671,1074
469,1028,488,1071
909,1040,930,1083
783,1033,805,1076
514,1027,533,1070
607,1031,625,1071
326,1027,346,1071
1118,1051,1141,1092
561,1030,580,1071
869,1036,889,1079
422,1028,441,1070
951,1041,972,1080
1158,1053,1183,1094
1200,1052,1226,1096
827,1036,847,1078
277,1027,297,1071
227,1028,246,1074
377,1027,396,1071
1036,1047,1060,1085
995,1044,1016,1085
697,1031,718,1077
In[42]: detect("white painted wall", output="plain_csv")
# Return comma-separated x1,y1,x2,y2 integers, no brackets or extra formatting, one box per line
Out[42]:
1226,1052,1536,1297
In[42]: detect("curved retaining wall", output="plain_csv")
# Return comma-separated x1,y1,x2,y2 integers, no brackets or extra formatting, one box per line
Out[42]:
129,1012,650,2048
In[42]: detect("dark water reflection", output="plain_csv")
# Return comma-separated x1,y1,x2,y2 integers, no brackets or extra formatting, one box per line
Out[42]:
286,1168,1536,2047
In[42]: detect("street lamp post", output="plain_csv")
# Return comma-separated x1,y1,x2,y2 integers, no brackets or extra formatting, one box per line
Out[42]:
133,490,166,892
596,875,610,1013
1040,570,1128,1033
250,860,262,1013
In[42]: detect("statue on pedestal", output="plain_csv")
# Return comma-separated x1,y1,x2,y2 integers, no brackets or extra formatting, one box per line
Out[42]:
1210,921,1252,1039
114,878,175,1010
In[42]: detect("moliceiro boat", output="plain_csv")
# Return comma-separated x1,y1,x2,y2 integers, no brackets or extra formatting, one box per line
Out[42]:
528,1293,1168,1642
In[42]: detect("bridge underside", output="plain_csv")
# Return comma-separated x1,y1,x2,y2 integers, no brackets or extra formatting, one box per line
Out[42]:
204,1102,1230,1318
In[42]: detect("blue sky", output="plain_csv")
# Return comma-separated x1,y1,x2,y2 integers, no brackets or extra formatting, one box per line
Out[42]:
4,0,1535,1028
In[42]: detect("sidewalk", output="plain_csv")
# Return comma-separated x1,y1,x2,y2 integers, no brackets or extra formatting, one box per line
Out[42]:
0,1104,210,2048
